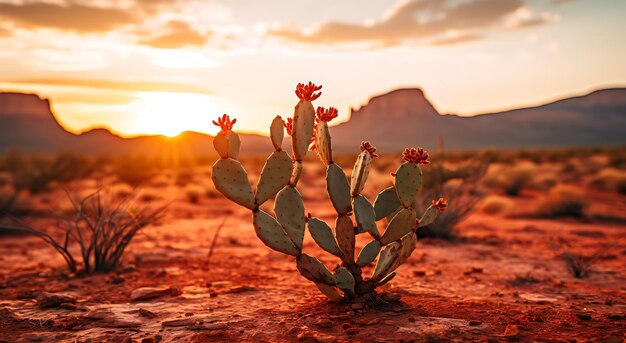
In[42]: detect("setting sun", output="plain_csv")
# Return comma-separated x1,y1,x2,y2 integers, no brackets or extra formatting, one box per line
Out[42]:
132,91,216,137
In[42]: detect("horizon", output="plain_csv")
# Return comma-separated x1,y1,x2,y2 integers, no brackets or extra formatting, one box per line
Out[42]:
1,0,625,137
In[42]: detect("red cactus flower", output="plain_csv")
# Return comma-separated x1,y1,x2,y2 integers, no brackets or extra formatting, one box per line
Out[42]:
295,82,322,102
402,147,429,165
212,114,236,132
284,117,293,136
360,141,378,158
316,106,338,122
432,198,448,212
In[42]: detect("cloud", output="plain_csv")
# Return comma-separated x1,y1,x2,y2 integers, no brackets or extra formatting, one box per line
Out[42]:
6,78,210,94
269,0,554,47
139,21,209,49
0,2,136,32
429,33,483,46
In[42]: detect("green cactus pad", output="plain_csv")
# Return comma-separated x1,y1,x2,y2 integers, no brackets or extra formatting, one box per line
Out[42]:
379,208,416,245
388,232,417,272
213,134,229,159
315,283,343,303
211,158,255,209
253,210,300,256
296,253,335,285
376,271,397,286
292,100,315,161
290,161,303,186
393,162,422,207
274,186,305,249
374,187,401,221
350,150,371,197
255,151,293,205
371,242,400,282
418,205,438,228
353,195,379,237
326,163,352,215
308,218,342,257
270,116,284,151
335,215,355,264
334,267,356,296
314,121,333,165
356,239,382,267
226,130,241,160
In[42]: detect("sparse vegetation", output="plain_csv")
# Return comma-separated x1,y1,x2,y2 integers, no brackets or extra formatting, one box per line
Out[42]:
535,184,587,218
478,195,514,216
560,247,610,278
483,162,536,196
2,190,166,273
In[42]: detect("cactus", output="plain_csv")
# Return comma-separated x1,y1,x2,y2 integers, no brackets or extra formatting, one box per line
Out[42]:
211,82,447,303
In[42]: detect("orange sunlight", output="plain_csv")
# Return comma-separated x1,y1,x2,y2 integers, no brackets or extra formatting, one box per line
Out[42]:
132,92,216,137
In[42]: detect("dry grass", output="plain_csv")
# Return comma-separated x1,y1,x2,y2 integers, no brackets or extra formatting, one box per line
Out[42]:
483,162,536,196
534,184,587,218
590,168,626,194
478,195,514,216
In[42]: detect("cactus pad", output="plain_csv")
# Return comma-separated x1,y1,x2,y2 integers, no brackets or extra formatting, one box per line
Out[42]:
270,116,284,151
290,161,303,186
253,210,300,256
213,134,229,159
356,239,382,267
296,253,335,285
371,242,400,282
226,130,241,159
353,195,379,237
274,186,305,249
377,271,397,286
379,208,416,245
334,267,356,296
374,187,401,221
394,162,422,207
335,215,355,264
418,205,438,228
315,283,343,303
308,218,342,257
314,121,333,165
211,158,255,209
255,151,293,205
326,163,352,215
292,100,315,161
350,150,371,197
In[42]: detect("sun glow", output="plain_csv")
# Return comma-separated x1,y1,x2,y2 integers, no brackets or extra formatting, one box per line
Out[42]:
132,92,216,137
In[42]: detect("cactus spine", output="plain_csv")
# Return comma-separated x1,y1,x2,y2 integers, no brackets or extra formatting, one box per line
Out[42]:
211,83,446,303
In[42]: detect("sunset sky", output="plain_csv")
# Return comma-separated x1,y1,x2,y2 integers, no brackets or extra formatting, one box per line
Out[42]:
1,0,625,137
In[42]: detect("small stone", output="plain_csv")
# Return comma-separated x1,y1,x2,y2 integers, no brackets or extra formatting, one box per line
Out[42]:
37,292,77,308
381,293,401,302
576,312,592,320
315,333,337,343
162,318,196,327
141,338,155,343
471,267,483,273
315,319,334,328
130,286,172,301
468,320,482,326
139,308,158,319
503,324,520,337
413,270,426,277
350,303,364,310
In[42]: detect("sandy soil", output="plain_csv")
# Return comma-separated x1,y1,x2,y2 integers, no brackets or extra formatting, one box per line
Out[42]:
1,189,625,342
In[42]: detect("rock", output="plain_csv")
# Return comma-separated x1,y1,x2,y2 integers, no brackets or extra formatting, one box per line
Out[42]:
503,324,520,337
37,292,77,308
130,286,173,301
188,323,227,330
315,319,334,328
162,318,196,327
141,338,155,343
139,308,158,319
315,333,337,343
381,293,402,302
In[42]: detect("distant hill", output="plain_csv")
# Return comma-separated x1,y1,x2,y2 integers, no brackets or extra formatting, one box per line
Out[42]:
330,88,626,151
1,87,625,155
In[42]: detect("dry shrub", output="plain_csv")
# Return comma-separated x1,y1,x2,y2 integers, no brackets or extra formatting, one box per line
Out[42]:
590,168,626,194
478,195,514,216
483,162,536,196
535,184,587,218
560,248,609,278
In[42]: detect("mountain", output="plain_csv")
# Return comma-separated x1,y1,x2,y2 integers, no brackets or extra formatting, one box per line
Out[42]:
1,88,625,156
330,88,626,151
0,92,273,156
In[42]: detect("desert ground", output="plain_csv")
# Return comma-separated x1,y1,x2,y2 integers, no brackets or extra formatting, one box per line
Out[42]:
0,148,625,342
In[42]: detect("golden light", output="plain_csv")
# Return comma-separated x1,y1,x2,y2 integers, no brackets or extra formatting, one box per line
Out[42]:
132,91,216,137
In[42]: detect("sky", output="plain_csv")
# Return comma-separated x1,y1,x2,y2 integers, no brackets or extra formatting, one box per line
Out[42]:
0,0,625,137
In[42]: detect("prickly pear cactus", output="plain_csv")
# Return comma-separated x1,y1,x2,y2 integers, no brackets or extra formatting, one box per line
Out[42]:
211,82,447,303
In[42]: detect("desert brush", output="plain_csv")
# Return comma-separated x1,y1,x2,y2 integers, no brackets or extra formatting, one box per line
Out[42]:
210,82,447,302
